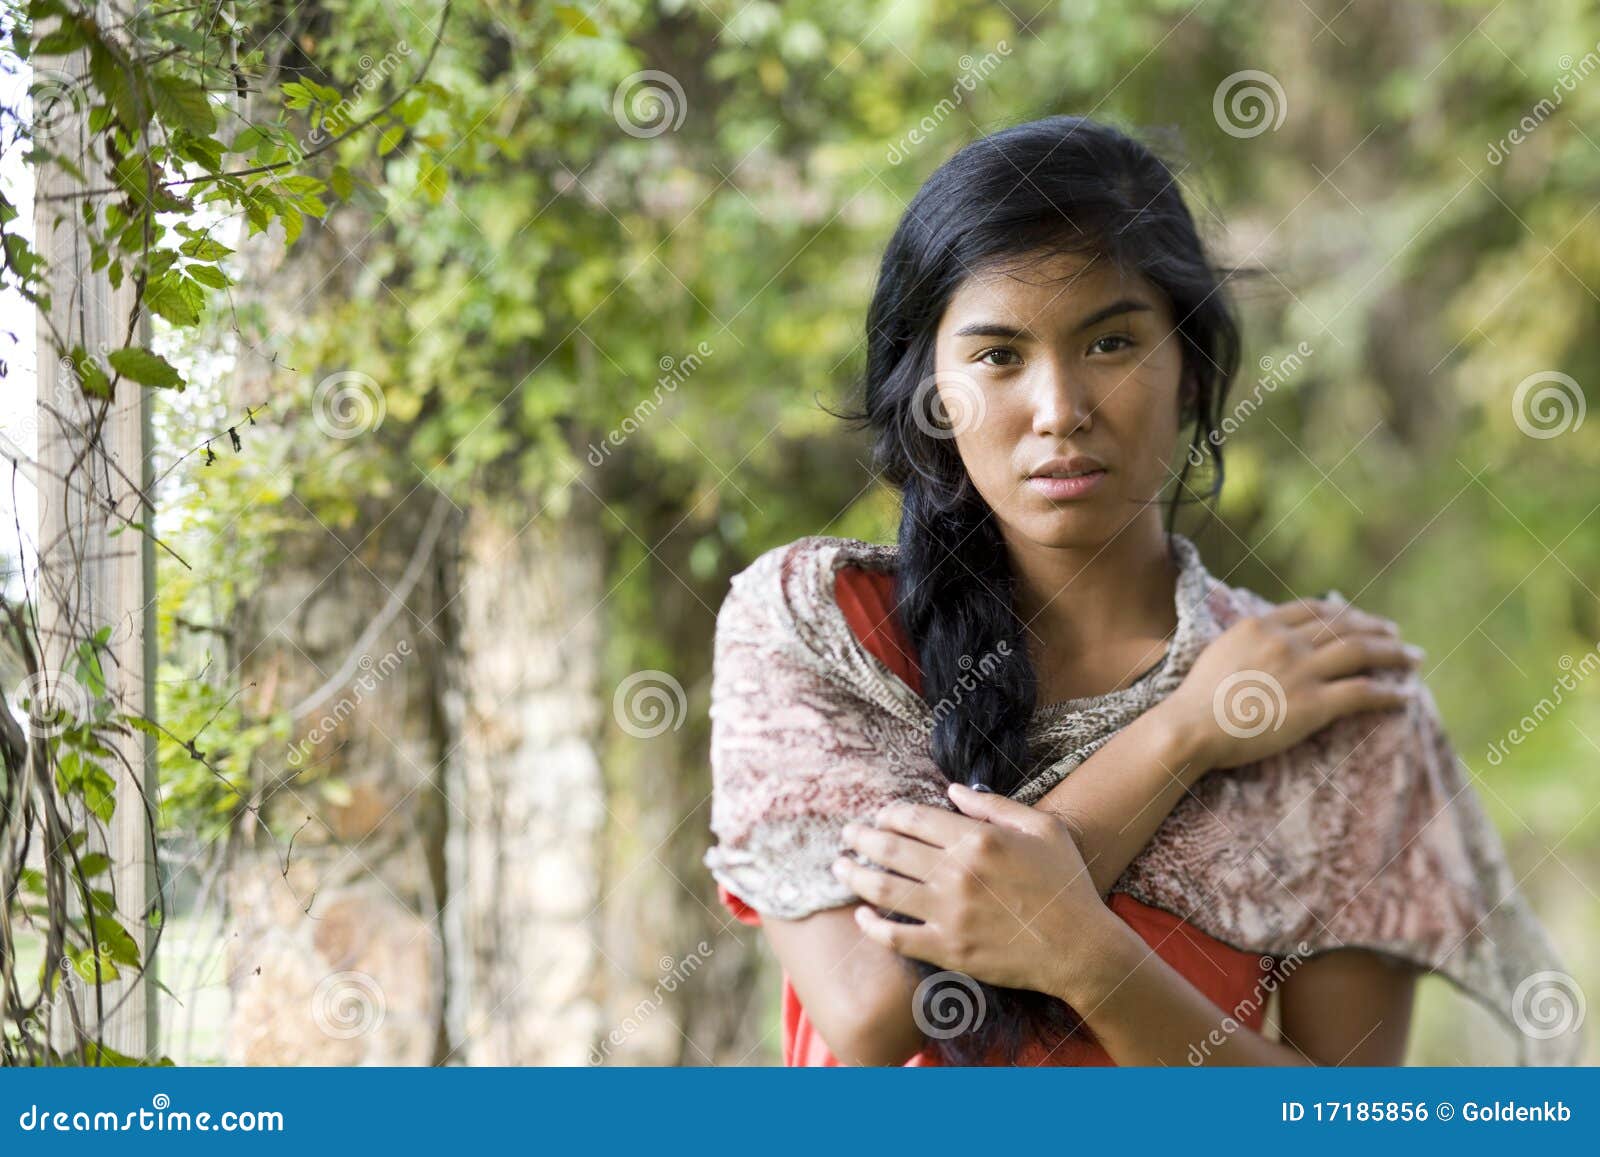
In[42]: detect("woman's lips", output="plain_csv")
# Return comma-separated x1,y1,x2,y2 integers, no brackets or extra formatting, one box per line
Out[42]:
1025,469,1107,500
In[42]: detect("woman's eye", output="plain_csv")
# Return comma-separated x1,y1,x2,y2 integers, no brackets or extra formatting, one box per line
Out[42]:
1089,333,1135,356
977,347,1020,367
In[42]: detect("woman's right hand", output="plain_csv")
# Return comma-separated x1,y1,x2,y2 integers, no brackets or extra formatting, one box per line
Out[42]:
1161,599,1422,773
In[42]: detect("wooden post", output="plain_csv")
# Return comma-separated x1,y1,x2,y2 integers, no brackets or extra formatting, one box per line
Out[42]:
31,11,159,1060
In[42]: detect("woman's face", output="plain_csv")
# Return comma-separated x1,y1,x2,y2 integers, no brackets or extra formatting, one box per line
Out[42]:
930,250,1190,550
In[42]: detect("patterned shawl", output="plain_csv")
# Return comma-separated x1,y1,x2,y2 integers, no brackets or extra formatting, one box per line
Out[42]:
704,532,1585,1065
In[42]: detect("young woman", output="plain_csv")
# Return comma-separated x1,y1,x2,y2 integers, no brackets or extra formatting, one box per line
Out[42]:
704,115,1573,1067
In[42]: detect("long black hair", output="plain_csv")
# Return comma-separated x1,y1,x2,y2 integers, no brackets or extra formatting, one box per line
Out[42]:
839,115,1246,1065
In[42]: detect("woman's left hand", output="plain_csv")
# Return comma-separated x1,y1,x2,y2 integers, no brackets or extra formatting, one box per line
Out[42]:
833,783,1118,998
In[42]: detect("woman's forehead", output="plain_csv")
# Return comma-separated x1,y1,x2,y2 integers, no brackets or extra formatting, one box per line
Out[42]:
942,254,1159,329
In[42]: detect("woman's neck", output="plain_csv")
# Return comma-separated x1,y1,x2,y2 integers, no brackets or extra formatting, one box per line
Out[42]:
1004,516,1180,659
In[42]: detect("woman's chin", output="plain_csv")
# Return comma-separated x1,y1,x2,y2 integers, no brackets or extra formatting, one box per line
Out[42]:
1003,508,1121,552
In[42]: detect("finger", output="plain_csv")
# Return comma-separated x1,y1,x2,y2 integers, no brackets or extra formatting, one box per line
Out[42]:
841,822,942,882
1263,600,1323,627
1296,602,1400,641
1318,674,1413,720
853,903,943,962
1307,636,1424,680
871,800,981,849
832,854,936,922
947,782,1046,835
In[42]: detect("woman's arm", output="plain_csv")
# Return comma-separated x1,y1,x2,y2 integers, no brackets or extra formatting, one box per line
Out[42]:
1030,598,1416,898
849,786,1419,1066
758,688,1209,1066
764,598,1416,1064
1062,916,1418,1065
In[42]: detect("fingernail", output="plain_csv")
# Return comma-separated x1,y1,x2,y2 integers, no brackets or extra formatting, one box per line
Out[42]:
841,822,859,840
967,781,994,793
1405,644,1425,660
831,859,847,876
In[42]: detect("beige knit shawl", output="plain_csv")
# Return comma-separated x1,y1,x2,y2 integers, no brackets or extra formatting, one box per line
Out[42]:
704,532,1585,1065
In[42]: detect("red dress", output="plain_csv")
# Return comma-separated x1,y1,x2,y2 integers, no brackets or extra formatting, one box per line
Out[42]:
716,564,1275,1065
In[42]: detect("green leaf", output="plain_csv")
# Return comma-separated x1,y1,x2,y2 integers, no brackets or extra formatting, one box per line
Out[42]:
119,713,165,740
277,175,326,195
34,24,89,56
74,636,107,696
108,347,183,389
377,123,405,157
331,164,354,201
145,273,201,326
96,919,142,967
83,770,115,822
152,76,218,135
178,235,232,260
187,263,230,289
88,44,143,133
78,852,113,878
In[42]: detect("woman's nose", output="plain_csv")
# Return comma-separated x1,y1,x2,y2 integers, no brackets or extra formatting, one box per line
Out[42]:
1032,373,1094,438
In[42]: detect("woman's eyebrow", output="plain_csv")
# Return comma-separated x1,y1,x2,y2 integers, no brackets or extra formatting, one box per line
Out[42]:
1071,298,1153,332
951,298,1153,340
